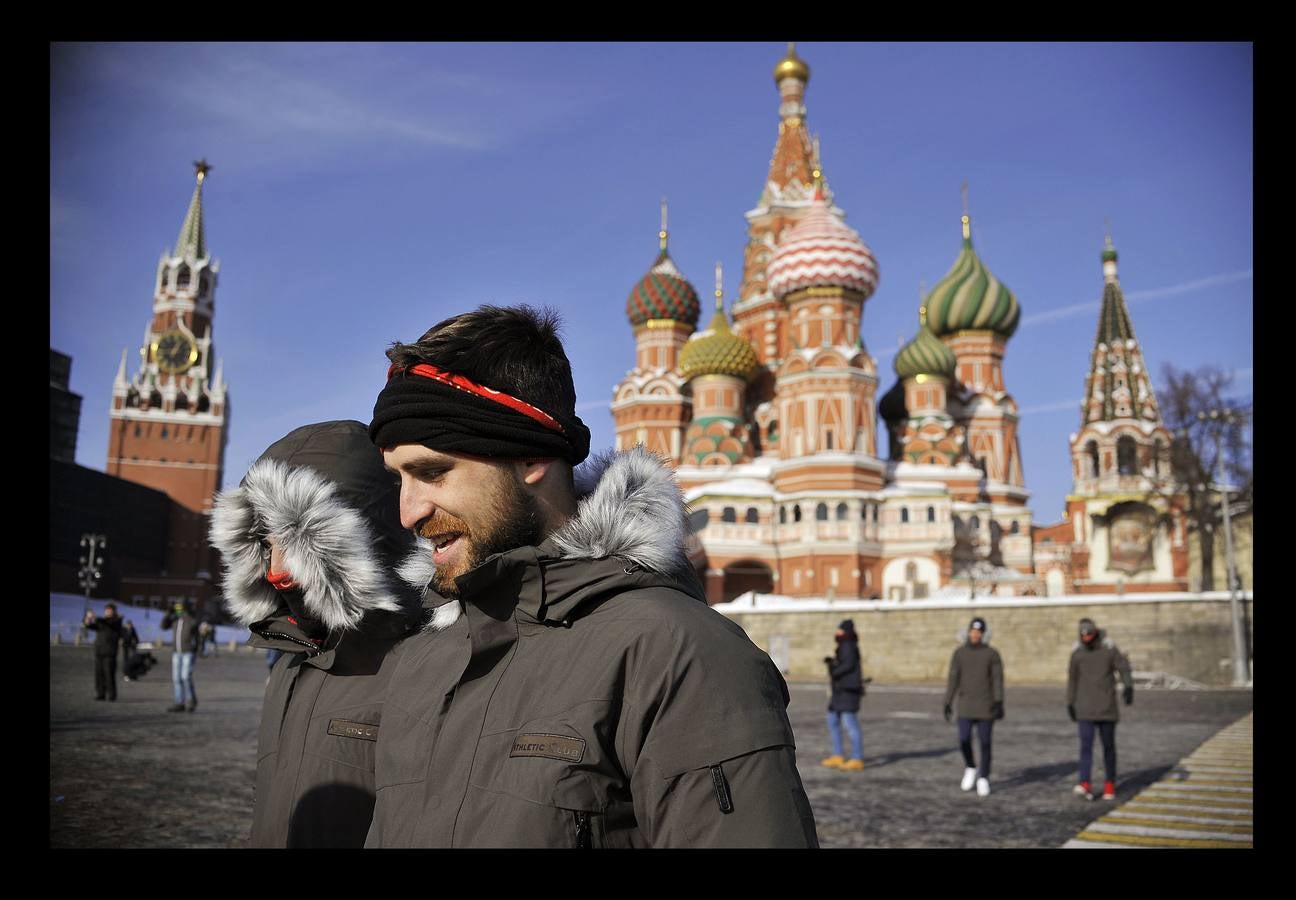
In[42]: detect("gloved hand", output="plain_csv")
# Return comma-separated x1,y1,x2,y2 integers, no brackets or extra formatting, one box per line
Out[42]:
1123,685,1134,706
943,704,952,723
992,701,1004,720
1067,704,1076,722
823,656,834,666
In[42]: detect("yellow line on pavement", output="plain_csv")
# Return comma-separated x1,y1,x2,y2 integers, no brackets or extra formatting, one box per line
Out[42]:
1137,793,1252,809
1097,816,1252,835
1121,804,1253,821
1072,830,1251,850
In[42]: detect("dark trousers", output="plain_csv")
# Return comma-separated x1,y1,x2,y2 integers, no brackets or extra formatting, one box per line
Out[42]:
94,654,117,700
1078,720,1117,784
957,718,993,777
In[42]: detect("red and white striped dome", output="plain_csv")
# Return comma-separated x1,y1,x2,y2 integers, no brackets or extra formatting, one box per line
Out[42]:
766,203,879,300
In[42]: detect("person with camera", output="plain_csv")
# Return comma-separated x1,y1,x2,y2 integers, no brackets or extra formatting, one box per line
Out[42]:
943,616,1004,797
84,603,124,701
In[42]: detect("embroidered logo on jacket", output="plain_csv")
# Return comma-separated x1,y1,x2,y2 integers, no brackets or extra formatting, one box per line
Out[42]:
509,733,586,763
328,719,379,741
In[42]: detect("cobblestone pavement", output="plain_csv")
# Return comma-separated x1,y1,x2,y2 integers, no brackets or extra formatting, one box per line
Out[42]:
49,646,1253,848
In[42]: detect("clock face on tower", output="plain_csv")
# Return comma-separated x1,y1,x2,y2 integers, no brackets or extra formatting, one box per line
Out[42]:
153,328,198,374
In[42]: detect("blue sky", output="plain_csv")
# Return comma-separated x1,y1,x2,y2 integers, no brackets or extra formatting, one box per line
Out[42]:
50,42,1252,524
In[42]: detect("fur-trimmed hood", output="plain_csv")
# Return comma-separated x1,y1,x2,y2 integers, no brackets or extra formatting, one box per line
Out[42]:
403,446,700,632
209,420,424,636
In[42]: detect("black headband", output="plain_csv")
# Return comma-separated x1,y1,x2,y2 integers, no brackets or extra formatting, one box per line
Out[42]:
369,364,591,465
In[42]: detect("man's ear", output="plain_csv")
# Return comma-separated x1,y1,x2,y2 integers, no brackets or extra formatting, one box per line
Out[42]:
519,458,556,486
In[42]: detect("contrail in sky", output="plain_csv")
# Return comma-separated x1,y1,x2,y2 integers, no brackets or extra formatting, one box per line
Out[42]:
1019,270,1252,327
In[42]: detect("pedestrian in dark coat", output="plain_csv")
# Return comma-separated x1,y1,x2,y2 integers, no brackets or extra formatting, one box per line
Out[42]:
160,601,200,711
943,616,1004,796
210,420,426,848
822,619,865,771
1066,617,1133,800
84,603,123,701
120,620,140,680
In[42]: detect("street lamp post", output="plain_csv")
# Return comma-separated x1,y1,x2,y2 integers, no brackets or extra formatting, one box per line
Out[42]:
78,533,107,612
1199,409,1249,686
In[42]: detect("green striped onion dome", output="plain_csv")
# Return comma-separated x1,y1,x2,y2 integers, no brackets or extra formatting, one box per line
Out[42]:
925,234,1020,338
626,251,701,328
894,324,957,380
678,309,760,382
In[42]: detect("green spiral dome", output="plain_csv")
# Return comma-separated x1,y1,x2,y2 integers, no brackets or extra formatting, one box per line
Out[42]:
894,323,957,380
925,228,1020,339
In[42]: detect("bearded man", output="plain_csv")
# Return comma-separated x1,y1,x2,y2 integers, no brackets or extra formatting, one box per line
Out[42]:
365,304,818,848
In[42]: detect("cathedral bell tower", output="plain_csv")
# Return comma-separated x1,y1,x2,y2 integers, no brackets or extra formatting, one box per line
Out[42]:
107,161,229,522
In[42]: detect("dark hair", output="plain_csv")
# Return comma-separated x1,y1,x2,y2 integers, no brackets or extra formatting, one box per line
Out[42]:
387,305,577,419
105,602,117,612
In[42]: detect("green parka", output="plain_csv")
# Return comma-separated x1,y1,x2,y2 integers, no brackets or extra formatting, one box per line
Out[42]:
943,637,1004,721
210,421,425,848
364,448,820,848
1066,630,1133,722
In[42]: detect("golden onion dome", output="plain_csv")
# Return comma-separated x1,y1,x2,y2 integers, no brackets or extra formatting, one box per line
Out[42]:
679,306,760,382
773,43,810,84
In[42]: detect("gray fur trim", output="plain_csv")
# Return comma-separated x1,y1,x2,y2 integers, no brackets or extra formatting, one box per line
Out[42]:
209,459,401,631
397,537,463,633
551,447,690,576
210,484,280,627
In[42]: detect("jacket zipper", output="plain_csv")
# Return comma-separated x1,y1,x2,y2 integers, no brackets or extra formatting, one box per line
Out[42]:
256,630,322,656
573,811,591,848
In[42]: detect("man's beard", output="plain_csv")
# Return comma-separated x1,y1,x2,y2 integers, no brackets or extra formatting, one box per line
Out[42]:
421,468,542,598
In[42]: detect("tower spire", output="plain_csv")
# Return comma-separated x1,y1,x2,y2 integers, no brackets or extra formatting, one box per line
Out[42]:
175,160,211,260
960,181,971,243
714,261,724,312
659,197,669,253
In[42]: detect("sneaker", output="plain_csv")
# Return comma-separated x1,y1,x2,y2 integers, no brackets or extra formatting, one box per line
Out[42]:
840,759,865,771
960,767,978,791
821,755,845,768
1102,781,1116,800
167,704,186,712
976,777,991,797
1073,781,1093,800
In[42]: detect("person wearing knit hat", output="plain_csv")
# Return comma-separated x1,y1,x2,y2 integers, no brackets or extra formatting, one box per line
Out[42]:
822,619,867,771
1067,617,1134,801
364,304,817,847
943,616,1004,796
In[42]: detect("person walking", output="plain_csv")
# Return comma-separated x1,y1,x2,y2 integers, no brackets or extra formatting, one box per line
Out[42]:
84,603,124,701
1067,617,1134,801
160,601,201,712
943,616,1004,797
120,619,140,682
822,619,865,772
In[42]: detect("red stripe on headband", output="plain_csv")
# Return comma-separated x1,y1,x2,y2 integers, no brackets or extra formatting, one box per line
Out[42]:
388,363,564,433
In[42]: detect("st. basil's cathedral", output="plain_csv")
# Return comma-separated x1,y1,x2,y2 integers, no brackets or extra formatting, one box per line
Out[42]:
611,45,1191,604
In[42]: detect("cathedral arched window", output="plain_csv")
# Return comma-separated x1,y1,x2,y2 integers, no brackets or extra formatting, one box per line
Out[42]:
1010,520,1020,534
1117,436,1137,475
175,265,190,288
927,506,936,523
126,389,139,409
745,507,759,524
1086,441,1099,478
199,273,210,297
175,393,189,411
721,507,737,523
825,431,834,450
835,503,848,521
779,506,787,525
901,508,910,524
793,505,802,523
905,562,918,581
872,504,879,523
970,515,980,530
161,426,168,439
1153,439,1164,476
815,503,829,521
197,394,210,412
149,390,162,408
